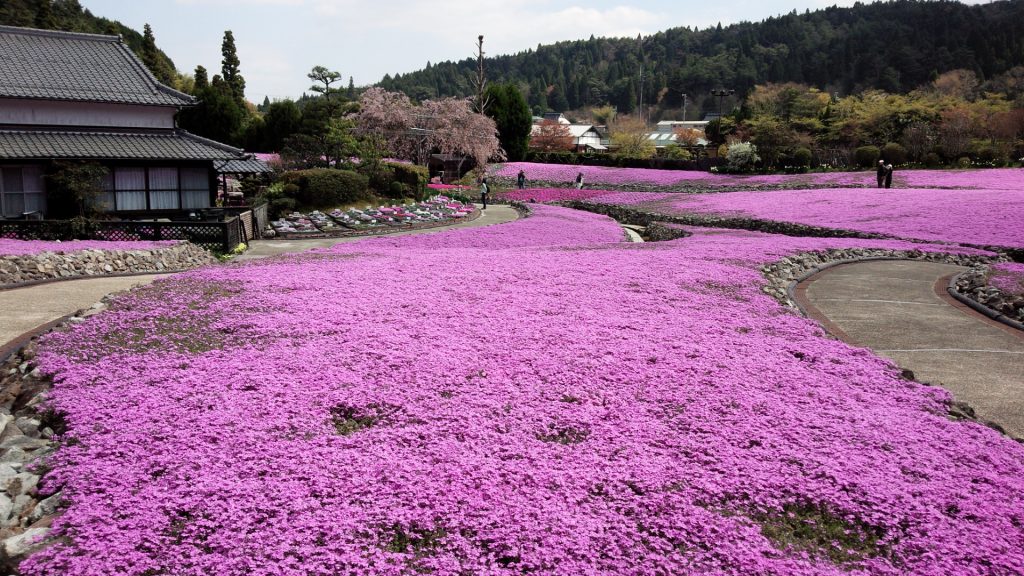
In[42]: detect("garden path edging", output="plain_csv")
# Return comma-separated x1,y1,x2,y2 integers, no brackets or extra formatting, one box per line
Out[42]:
946,272,1024,332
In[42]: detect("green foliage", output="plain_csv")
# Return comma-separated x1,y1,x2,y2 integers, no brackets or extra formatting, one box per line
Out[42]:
44,161,109,218
178,78,245,146
923,152,942,168
220,30,245,106
662,144,693,161
726,142,761,172
881,142,907,165
308,66,342,100
141,24,175,85
262,100,302,152
753,500,889,565
378,1,1024,111
258,182,296,219
387,162,428,200
484,84,534,161
957,156,973,168
854,146,881,168
791,147,813,167
278,169,370,209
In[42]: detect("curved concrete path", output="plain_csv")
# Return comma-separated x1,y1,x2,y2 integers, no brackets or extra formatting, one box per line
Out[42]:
795,260,1024,438
0,274,171,358
0,205,521,355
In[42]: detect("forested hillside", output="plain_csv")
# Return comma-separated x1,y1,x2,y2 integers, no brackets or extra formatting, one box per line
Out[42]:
0,0,179,86
379,0,1024,116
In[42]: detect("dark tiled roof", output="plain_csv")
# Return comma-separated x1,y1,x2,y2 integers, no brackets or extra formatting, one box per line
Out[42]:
0,25,195,107
0,129,247,161
214,157,272,174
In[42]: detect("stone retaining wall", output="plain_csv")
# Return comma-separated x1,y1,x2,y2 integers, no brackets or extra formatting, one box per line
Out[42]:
0,341,60,571
952,265,1024,324
0,243,215,288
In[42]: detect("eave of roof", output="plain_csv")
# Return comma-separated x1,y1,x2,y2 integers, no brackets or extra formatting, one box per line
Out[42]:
0,129,248,162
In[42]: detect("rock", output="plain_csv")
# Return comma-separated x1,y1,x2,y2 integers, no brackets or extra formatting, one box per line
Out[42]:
1,526,49,560
28,494,59,525
0,493,12,524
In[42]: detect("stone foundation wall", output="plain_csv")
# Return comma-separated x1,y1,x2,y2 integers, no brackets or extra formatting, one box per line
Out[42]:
0,243,215,288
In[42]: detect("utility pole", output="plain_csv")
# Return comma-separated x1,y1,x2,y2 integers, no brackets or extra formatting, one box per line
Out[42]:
637,34,644,125
681,93,688,121
473,35,489,114
710,88,734,143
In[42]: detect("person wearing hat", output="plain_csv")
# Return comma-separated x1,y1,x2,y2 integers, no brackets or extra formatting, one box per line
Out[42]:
876,159,886,188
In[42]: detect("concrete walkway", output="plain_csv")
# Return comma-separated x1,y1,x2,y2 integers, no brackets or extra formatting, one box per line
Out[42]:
795,260,1024,438
0,274,171,358
238,204,519,260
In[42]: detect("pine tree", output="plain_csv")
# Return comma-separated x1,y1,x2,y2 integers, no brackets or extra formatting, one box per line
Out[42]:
34,0,57,29
347,76,356,100
221,30,246,106
140,24,172,84
193,66,209,92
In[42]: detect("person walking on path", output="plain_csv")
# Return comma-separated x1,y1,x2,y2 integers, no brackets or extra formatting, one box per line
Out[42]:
884,163,894,189
517,170,526,190
574,172,584,190
876,159,886,188
480,177,489,209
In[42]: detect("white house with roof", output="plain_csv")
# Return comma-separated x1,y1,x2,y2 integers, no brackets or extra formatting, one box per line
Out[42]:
0,25,266,219
646,120,710,149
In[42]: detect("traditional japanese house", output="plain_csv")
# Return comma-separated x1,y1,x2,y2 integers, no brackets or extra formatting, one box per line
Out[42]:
0,25,265,219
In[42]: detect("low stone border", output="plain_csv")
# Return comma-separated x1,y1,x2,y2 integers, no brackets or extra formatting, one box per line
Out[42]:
949,266,1024,330
758,250,991,309
268,209,483,241
0,243,214,289
564,202,1022,258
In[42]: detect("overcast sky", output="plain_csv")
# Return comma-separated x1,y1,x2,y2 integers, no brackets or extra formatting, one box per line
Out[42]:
81,0,985,103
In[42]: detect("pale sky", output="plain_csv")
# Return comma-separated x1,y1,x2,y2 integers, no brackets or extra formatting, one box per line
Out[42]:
80,0,986,103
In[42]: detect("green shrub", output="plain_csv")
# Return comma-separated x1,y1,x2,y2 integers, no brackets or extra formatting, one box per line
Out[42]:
726,142,760,172
854,146,880,168
279,169,370,209
922,152,942,168
387,162,428,200
881,142,907,165
957,157,973,168
791,147,813,167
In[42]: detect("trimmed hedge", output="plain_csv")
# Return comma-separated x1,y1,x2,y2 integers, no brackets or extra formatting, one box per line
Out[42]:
279,169,370,209
387,162,429,200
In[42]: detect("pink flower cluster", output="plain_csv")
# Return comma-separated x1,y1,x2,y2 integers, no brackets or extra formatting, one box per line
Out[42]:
989,262,1024,295
490,162,1024,191
668,187,1024,248
25,205,1024,575
0,239,179,256
498,188,672,206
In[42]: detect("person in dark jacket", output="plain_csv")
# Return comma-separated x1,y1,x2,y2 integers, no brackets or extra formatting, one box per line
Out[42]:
574,172,584,190
517,170,526,189
884,163,894,189
876,159,886,188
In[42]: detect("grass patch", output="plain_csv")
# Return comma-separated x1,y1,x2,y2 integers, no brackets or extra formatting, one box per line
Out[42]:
753,500,891,565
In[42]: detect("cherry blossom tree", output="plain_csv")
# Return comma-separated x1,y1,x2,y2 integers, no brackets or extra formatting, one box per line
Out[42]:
530,119,574,152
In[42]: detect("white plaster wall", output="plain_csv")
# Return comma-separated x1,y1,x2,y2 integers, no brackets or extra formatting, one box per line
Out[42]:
0,99,176,129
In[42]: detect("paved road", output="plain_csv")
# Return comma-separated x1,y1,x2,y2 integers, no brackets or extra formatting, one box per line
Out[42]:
795,260,1024,438
238,204,520,260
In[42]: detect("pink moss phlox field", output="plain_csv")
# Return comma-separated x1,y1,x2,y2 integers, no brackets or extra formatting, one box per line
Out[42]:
668,187,1024,248
27,205,1024,575
989,262,1024,295
490,162,1024,191
0,238,180,256
500,188,673,206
